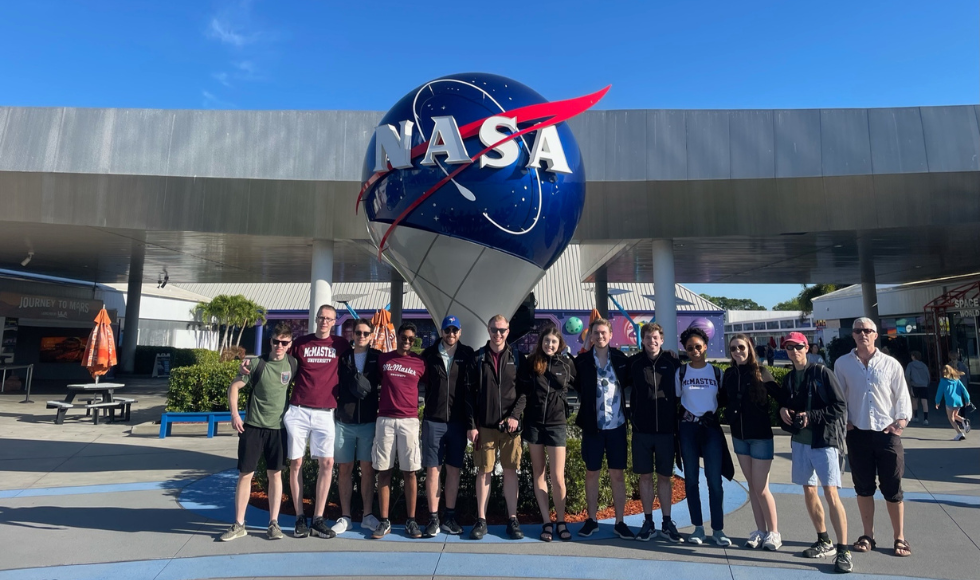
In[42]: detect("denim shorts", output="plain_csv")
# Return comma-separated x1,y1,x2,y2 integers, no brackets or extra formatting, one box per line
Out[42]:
731,437,774,460
791,440,842,487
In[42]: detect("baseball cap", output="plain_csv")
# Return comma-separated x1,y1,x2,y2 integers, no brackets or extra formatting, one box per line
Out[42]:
441,315,461,331
781,332,809,348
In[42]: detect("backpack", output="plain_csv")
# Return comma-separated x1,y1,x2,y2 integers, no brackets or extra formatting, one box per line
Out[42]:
248,354,299,387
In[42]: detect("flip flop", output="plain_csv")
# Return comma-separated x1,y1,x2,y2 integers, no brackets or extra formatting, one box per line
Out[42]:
894,538,912,557
540,523,553,542
853,535,876,552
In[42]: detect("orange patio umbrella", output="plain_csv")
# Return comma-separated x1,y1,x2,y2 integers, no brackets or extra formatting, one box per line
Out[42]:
369,308,396,353
578,308,603,353
82,307,117,382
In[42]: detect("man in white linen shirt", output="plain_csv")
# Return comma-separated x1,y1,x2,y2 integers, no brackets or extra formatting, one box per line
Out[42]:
834,317,913,558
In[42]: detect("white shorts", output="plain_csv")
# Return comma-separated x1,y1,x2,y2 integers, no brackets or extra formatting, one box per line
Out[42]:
372,416,421,472
283,405,335,460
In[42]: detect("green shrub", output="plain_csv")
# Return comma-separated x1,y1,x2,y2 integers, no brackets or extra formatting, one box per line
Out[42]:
165,361,243,412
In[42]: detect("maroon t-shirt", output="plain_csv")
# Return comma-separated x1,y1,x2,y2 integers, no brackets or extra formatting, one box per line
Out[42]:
378,351,426,419
288,334,352,409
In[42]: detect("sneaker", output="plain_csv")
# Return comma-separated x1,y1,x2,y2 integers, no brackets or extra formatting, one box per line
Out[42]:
361,513,380,531
220,522,247,542
330,516,351,535
405,519,422,538
965,419,972,433
923,419,929,426
687,526,706,545
636,519,654,542
441,515,463,535
712,529,732,547
311,517,336,539
955,433,967,441
293,515,309,538
802,539,836,558
470,519,487,540
423,517,440,538
911,416,919,423
763,531,782,551
507,517,524,540
834,548,853,573
578,518,599,537
267,520,284,540
614,521,635,540
659,520,683,543
744,530,764,549
372,519,391,539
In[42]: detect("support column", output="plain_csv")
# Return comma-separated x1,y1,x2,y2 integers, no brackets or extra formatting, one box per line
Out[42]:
120,240,145,374
309,240,334,333
595,269,609,319
390,270,404,330
652,239,678,351
858,235,880,332
253,322,264,356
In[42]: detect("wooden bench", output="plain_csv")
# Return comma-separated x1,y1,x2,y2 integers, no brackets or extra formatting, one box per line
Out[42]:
46,401,74,425
159,411,246,438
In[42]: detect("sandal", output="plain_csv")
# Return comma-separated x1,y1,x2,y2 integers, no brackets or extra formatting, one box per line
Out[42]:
894,538,912,557
852,535,876,552
556,521,572,542
540,523,553,542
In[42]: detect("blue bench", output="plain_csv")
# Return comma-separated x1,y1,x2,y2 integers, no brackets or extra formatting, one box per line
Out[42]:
159,411,246,438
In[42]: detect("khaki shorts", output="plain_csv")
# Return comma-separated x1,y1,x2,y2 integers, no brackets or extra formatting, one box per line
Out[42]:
372,417,421,472
474,426,522,473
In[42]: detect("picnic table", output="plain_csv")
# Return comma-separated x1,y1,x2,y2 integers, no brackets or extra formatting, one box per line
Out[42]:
47,383,135,425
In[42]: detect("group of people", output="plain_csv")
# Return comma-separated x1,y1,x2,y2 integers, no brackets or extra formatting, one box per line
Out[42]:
905,349,973,440
220,305,929,575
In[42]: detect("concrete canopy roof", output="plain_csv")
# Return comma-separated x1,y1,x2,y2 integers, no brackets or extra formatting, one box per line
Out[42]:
0,105,977,286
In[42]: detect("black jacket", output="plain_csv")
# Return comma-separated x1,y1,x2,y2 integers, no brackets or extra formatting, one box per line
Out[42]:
573,347,631,435
523,353,576,427
627,349,680,435
420,342,475,424
778,362,847,450
336,348,381,424
468,342,527,430
720,363,782,441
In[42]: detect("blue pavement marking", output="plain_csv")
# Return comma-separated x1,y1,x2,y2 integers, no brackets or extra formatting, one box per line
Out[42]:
0,479,192,499
768,483,980,506
0,552,938,580
176,468,748,542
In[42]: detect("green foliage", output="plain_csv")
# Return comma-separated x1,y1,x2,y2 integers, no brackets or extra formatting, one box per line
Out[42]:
165,360,242,412
796,284,838,315
133,346,218,374
192,294,267,352
827,335,856,369
772,298,801,311
699,294,765,311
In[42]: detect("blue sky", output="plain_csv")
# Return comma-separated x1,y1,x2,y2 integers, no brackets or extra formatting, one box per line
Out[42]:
1,0,976,307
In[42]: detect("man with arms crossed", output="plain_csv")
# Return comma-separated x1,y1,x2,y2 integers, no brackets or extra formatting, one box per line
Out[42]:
331,318,382,534
835,318,913,558
419,315,474,537
221,323,295,541
778,332,852,573
371,322,426,539
468,314,528,540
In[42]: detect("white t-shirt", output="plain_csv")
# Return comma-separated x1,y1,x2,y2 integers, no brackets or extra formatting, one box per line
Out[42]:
675,364,720,417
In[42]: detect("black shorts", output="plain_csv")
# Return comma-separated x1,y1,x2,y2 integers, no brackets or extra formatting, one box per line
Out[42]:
421,420,467,469
524,423,567,447
631,432,675,476
581,424,628,471
911,386,929,400
238,424,287,474
846,428,904,502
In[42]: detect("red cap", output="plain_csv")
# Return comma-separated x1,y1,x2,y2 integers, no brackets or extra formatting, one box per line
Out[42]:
781,332,809,348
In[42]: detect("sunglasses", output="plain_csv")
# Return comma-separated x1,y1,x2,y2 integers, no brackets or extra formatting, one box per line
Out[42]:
354,331,372,337
685,345,705,352
490,327,508,334
852,328,875,335
399,335,415,341
785,344,807,351
730,344,747,352
443,327,460,334
271,339,291,347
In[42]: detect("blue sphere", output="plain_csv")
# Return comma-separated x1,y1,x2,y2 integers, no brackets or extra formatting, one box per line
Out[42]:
360,73,587,270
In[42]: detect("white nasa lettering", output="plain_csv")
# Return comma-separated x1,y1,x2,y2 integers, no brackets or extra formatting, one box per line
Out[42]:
374,120,415,171
478,116,519,169
526,125,571,174
420,116,470,166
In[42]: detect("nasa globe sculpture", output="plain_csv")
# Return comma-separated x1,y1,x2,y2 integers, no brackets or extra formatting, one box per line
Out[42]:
359,73,607,335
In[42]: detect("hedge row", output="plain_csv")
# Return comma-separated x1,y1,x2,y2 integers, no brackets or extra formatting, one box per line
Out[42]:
165,360,243,412
135,346,218,375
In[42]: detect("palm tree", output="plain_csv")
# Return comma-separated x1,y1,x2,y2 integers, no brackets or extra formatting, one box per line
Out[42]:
796,284,838,315
192,294,236,351
231,297,267,348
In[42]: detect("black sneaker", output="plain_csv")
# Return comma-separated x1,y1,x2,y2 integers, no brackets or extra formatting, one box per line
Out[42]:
311,517,336,539
507,517,524,540
423,517,440,538
802,539,837,558
636,519,654,542
614,521,635,540
405,519,422,538
441,515,463,535
659,520,682,543
578,518,599,537
834,548,853,573
293,515,309,538
372,518,391,539
470,519,488,540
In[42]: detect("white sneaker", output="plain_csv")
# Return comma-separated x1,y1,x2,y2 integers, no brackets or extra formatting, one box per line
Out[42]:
330,516,351,535
361,513,380,530
954,433,966,441
964,419,972,433
744,530,763,549
688,526,705,545
763,531,782,551
711,529,732,547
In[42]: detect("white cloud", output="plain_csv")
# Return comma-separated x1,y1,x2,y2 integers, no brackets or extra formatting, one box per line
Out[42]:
212,72,232,87
208,17,251,48
202,90,236,109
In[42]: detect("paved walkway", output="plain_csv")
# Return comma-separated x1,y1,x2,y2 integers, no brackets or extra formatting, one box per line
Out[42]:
1,378,977,580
